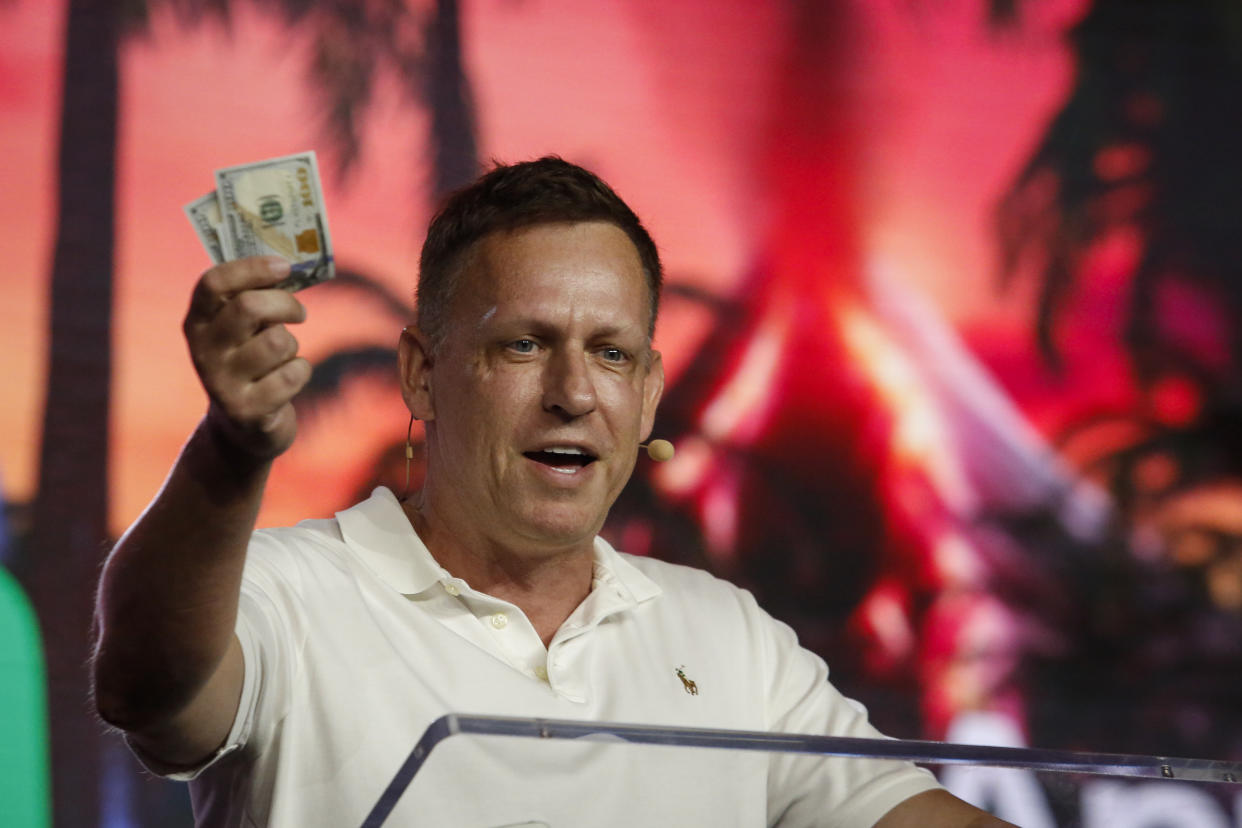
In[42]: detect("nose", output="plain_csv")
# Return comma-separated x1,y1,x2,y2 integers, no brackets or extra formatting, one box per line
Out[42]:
542,349,597,419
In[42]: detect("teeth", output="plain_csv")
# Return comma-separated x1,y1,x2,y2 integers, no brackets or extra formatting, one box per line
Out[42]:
544,447,586,455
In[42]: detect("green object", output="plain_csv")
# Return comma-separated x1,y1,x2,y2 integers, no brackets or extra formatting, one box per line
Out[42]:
0,568,50,827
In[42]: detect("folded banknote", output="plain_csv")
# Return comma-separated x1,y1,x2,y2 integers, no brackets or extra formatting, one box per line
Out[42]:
184,151,334,291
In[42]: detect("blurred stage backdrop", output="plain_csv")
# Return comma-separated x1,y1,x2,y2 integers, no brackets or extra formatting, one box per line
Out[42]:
5,0,1242,825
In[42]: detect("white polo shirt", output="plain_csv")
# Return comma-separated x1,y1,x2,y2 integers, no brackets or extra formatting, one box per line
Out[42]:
160,487,939,826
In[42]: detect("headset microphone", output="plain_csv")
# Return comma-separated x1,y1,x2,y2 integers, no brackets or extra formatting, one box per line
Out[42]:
639,439,675,462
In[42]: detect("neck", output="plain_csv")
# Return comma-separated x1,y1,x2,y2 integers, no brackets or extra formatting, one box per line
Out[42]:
400,493,595,645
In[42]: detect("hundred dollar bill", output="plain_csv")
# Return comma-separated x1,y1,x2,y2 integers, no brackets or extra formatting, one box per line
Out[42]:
183,190,226,265
212,151,335,291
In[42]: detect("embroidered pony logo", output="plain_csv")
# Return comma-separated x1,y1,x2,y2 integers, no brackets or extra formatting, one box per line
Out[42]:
675,665,698,695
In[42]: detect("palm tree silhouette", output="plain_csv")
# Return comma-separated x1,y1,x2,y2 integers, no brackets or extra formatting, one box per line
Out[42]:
23,0,477,823
25,4,122,824
997,0,1242,392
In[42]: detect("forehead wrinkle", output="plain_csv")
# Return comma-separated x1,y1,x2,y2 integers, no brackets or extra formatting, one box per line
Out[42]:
465,222,652,340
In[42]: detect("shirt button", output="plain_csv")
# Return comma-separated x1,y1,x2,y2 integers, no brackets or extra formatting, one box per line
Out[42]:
490,613,508,629
443,582,460,596
534,665,548,681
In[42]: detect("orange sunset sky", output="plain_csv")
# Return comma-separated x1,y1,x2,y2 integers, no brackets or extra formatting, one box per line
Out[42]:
1,0,1091,537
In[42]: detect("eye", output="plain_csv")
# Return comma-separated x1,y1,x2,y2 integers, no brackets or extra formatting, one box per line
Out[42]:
599,347,628,363
508,338,538,354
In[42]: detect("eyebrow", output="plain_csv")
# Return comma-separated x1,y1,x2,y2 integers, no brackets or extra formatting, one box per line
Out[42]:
488,315,644,340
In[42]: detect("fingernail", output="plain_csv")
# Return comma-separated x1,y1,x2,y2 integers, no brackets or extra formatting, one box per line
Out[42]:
265,256,292,275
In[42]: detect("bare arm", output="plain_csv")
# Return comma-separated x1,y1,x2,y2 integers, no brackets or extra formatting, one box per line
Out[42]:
93,256,310,767
875,789,1016,828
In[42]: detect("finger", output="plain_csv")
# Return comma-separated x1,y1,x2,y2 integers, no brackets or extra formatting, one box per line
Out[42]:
205,289,307,345
245,357,312,415
210,355,311,427
228,324,299,381
187,256,292,321
205,396,298,460
253,403,298,444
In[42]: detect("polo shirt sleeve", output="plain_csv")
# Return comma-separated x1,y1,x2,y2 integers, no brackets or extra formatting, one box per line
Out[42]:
750,590,942,827
128,529,309,781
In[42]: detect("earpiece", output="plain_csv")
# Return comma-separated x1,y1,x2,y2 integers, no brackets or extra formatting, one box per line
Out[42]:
403,414,416,496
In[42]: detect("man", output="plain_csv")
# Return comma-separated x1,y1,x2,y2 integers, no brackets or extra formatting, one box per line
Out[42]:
93,157,1008,826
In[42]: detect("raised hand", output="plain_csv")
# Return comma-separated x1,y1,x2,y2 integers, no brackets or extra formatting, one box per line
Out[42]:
183,256,312,461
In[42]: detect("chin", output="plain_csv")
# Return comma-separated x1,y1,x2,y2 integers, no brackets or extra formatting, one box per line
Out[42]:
525,522,598,550
516,506,604,549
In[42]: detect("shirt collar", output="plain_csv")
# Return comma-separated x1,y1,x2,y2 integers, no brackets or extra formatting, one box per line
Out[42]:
591,534,662,606
336,487,446,594
337,486,663,606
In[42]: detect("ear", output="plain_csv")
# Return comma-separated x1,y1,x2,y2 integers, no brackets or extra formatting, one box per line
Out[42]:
639,350,665,442
398,326,436,422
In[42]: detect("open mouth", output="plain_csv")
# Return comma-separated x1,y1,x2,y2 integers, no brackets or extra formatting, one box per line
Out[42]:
524,447,598,470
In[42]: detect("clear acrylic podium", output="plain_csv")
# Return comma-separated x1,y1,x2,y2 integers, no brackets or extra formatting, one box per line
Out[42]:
359,714,1242,827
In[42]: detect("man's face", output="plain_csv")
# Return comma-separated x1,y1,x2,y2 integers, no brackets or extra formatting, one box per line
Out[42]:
406,221,664,555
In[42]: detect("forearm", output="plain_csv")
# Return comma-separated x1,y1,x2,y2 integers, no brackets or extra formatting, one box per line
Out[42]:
91,256,308,765
93,416,270,731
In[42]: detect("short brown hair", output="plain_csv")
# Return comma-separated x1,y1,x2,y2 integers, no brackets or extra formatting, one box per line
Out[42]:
417,156,662,346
